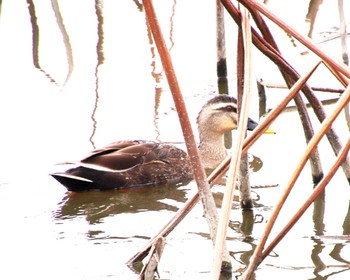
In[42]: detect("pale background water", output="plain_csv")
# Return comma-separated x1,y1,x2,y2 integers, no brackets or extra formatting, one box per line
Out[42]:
0,0,349,279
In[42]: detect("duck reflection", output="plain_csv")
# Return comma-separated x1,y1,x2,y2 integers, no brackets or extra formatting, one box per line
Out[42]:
53,182,190,224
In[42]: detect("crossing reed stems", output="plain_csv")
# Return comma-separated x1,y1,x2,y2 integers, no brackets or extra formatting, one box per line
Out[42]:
242,81,350,280
127,60,321,266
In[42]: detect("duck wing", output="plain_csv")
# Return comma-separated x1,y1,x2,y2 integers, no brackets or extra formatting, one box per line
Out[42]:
80,140,154,171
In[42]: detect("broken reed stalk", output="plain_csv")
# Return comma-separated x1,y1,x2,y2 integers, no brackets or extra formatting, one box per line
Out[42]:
212,6,253,279
139,236,165,280
127,60,321,267
242,84,350,279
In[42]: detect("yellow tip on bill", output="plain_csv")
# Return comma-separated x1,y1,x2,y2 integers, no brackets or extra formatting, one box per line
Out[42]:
264,128,276,134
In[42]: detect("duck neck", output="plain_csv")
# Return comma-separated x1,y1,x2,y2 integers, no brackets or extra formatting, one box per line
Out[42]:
198,130,228,170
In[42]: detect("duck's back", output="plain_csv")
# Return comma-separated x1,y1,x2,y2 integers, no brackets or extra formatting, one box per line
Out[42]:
51,140,193,192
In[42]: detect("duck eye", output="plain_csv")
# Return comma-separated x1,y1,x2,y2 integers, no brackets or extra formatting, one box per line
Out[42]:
224,105,237,113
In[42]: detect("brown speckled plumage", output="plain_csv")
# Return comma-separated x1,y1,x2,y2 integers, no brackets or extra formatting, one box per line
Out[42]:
51,95,258,191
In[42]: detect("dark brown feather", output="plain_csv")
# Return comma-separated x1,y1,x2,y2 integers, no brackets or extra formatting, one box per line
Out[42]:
51,140,193,191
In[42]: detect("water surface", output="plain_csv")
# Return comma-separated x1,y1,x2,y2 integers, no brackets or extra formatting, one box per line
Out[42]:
0,0,349,279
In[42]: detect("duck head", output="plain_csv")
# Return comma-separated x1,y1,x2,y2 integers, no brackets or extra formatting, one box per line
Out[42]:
196,95,258,169
197,95,257,139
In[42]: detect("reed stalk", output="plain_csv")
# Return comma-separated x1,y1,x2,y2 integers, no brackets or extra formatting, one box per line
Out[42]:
141,0,231,269
242,83,350,279
236,9,254,210
221,0,350,180
243,2,324,182
212,6,253,279
127,60,320,267
262,139,350,260
239,62,322,278
216,0,227,79
237,0,350,78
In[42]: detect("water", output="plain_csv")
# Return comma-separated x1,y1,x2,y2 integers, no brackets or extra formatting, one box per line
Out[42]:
0,0,349,279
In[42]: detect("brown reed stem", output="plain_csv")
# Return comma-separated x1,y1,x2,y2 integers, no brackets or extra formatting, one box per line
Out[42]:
131,0,230,268
261,138,350,261
142,0,220,244
239,3,350,178
127,60,320,266
237,0,350,79
244,2,324,182
221,0,350,180
241,82,350,280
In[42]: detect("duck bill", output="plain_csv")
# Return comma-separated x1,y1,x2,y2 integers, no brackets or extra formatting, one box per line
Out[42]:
247,117,276,134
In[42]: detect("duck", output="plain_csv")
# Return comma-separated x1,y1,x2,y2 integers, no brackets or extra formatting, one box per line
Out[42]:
51,95,259,192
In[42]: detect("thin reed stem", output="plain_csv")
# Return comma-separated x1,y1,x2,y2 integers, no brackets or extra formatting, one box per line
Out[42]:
133,0,231,269
241,81,350,280
212,6,253,279
237,0,350,79
261,138,350,261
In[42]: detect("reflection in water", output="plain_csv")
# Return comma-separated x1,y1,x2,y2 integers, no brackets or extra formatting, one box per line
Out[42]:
305,0,323,38
2,1,348,279
26,0,73,84
26,0,57,84
227,211,265,280
146,13,164,141
53,183,189,224
327,201,350,277
132,0,143,12
153,87,163,141
311,191,327,276
89,0,105,149
51,0,74,84
311,191,350,278
168,0,177,53
147,0,177,141
332,200,350,263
